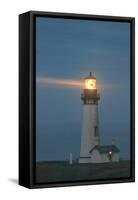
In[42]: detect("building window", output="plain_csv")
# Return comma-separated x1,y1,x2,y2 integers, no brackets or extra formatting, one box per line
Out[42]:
94,126,98,136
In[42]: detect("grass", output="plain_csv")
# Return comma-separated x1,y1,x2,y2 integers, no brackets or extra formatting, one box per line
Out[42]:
35,160,131,183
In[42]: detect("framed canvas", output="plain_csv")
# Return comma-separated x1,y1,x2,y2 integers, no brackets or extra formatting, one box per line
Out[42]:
19,11,135,189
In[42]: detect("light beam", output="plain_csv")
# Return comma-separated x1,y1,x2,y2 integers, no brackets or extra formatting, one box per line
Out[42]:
36,76,83,89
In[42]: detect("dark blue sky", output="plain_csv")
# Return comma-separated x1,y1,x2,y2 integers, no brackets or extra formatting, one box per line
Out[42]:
36,17,130,161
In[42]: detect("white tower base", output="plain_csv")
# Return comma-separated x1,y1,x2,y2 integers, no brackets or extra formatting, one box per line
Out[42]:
79,104,99,163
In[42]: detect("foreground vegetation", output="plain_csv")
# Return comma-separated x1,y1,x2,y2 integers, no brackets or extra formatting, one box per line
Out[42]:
36,160,131,183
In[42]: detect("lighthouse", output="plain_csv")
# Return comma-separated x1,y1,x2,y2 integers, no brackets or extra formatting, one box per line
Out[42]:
79,72,100,163
79,72,120,163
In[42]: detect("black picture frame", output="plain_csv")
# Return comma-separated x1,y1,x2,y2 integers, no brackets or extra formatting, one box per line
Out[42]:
19,11,135,189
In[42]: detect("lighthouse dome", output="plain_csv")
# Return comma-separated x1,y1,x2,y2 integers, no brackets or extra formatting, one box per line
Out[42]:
84,72,96,80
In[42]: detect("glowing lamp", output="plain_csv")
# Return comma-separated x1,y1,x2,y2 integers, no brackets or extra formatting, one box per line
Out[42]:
109,151,112,155
84,72,96,90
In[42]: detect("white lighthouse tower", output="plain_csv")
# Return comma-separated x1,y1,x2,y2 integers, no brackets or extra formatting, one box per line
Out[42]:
79,72,100,163
79,72,120,163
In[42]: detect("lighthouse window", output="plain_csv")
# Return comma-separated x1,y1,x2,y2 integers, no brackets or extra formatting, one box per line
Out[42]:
94,126,98,136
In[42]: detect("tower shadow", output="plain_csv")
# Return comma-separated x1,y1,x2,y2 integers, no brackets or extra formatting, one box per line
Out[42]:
8,178,18,185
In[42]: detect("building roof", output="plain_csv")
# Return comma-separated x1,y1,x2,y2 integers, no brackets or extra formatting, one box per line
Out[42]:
89,145,120,154
84,72,96,80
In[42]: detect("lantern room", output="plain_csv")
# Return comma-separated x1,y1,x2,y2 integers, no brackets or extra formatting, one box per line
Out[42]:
84,72,96,90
